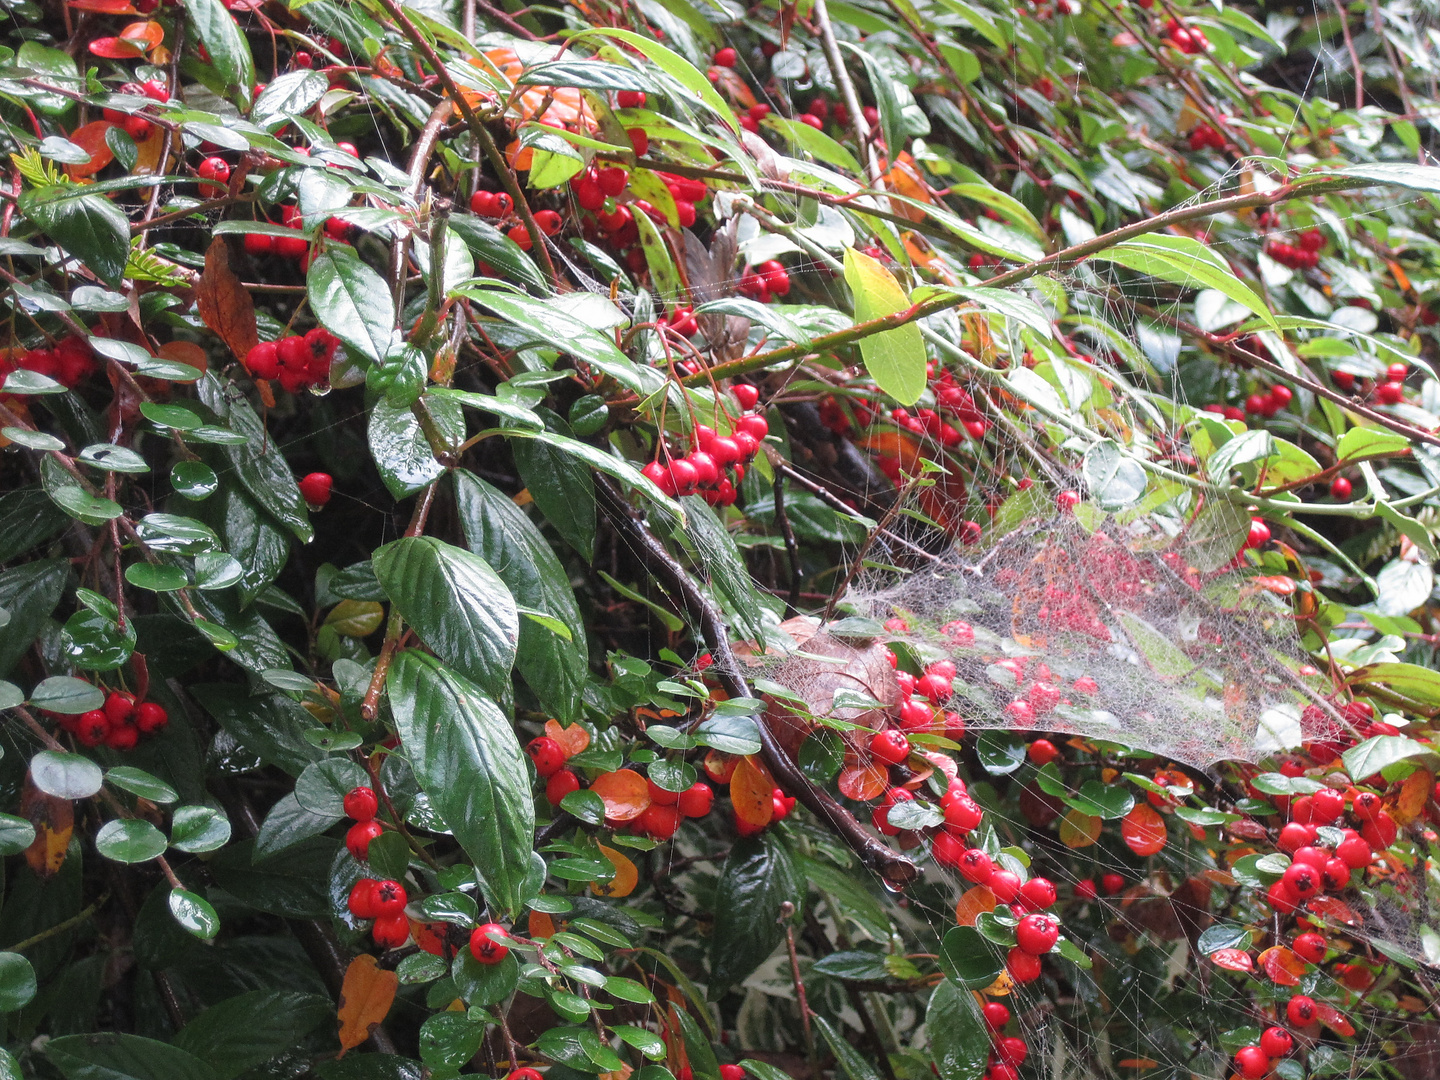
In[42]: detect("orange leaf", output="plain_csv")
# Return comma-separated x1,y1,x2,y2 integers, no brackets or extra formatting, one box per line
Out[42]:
119,19,164,48
69,0,137,9
589,769,651,822
592,844,637,898
195,238,258,364
64,121,115,180
1121,803,1168,856
1314,1003,1354,1037
1210,948,1253,973
954,885,997,926
1259,946,1306,986
1306,894,1360,926
730,755,775,827
528,909,556,939
981,968,1014,996
1393,767,1432,825
89,36,149,58
20,779,72,880
336,954,397,1056
545,719,590,758
1117,1060,1160,1070
1059,809,1102,848
837,763,887,802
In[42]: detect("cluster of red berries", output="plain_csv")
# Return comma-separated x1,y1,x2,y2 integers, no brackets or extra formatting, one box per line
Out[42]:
342,785,384,861
573,161,708,273
54,691,168,751
1374,360,1409,405
1163,17,1209,53
242,328,340,393
243,206,308,261
1242,382,1293,418
527,736,715,840
1,335,97,390
980,1003,1030,1080
737,259,791,304
1187,123,1225,151
346,875,410,948
101,79,168,140
819,365,991,453
1232,1026,1296,1079
1265,228,1325,270
641,386,768,506
1073,873,1127,900
1258,784,1380,915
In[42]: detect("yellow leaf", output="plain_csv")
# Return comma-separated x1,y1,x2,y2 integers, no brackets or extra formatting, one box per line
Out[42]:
1059,809,1102,848
324,600,386,638
336,954,398,1057
21,779,72,880
592,844,637,898
842,247,927,407
729,755,774,828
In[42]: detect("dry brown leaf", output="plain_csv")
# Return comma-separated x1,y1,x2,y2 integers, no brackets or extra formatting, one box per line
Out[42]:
195,237,258,364
336,954,398,1056
21,778,73,880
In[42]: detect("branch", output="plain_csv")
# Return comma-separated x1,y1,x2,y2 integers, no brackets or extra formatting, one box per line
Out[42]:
592,476,920,889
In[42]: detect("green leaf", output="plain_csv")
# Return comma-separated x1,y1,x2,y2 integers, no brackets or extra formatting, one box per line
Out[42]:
255,792,339,857
509,407,596,561
170,805,232,853
251,70,328,125
454,470,588,722
708,833,800,997
0,558,66,676
1186,498,1250,573
927,977,989,1080
0,953,36,1012
169,888,220,940
577,28,740,134
173,991,330,1080
367,394,464,500
1352,662,1440,706
124,563,188,592
814,1016,883,1080
106,767,178,803
454,289,640,390
1342,735,1440,780
452,949,520,1007
31,749,104,796
0,813,37,856
373,535,519,700
307,244,395,365
294,757,370,816
41,454,125,526
181,0,255,106
419,1011,487,1072
1330,161,1440,194
96,818,168,863
843,247,927,406
196,374,313,542
172,461,219,500
939,925,1003,989
1094,234,1277,331
389,651,534,918
189,684,327,776
20,187,130,287
975,730,1027,775
202,484,288,605
1336,426,1410,460
1082,439,1146,511
47,1033,221,1080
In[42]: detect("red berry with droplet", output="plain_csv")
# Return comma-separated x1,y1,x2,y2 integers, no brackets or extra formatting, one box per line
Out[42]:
348,878,381,919
299,473,332,507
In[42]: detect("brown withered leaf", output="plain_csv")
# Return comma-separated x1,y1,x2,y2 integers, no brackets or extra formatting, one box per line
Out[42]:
196,237,258,363
20,777,73,880
336,954,398,1057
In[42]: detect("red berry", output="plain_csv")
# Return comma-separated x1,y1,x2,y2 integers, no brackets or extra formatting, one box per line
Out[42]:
527,736,566,778
1027,739,1059,765
1019,877,1057,909
988,870,1021,903
134,702,168,732
982,1002,1010,1030
1376,381,1403,404
508,1070,545,1080
616,90,646,109
140,78,169,102
346,820,384,860
1259,1026,1293,1059
1321,857,1350,891
869,729,910,765
348,878,381,919
534,209,563,236
678,782,714,818
915,673,953,703
298,473,333,508
714,47,737,67
104,692,135,726
470,921,510,963
639,802,683,840
958,848,994,884
197,156,230,195
1282,862,1320,899
1006,947,1042,982
732,383,759,410
628,128,649,156
244,232,275,257
996,1037,1027,1066
931,831,967,866
1075,878,1097,900
1292,931,1326,963
105,723,139,751
372,913,410,948
545,769,580,806
1233,1046,1269,1080
943,795,983,835
1100,872,1124,895
1352,790,1383,821
1266,879,1301,915
343,786,379,821
1287,995,1317,1025
646,777,680,806
1387,362,1409,381
1329,475,1352,500
719,1066,744,1080
1291,845,1328,871
597,167,629,197
76,711,109,747
1336,834,1372,868
1015,913,1059,955
1245,518,1270,549
374,879,407,915
470,190,497,216
798,113,823,129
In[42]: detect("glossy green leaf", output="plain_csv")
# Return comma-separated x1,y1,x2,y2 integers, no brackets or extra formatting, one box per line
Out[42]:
927,977,989,1080
306,246,397,365
708,833,799,997
96,818,168,863
47,1033,221,1080
0,953,36,1012
173,990,330,1079
181,0,255,106
106,767,178,804
388,651,534,918
170,805,233,853
843,247,927,406
31,749,104,797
